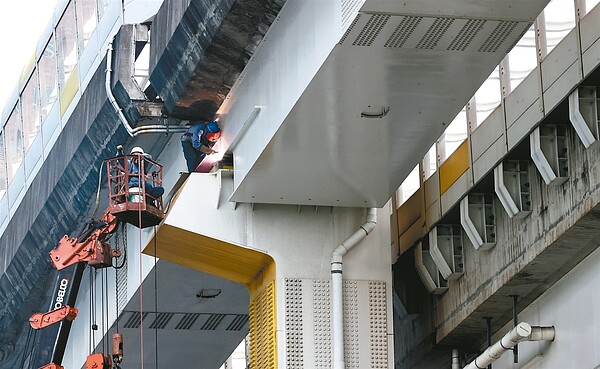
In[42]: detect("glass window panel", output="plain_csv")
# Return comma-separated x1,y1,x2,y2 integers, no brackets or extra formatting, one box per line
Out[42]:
39,38,59,123
474,67,501,126
399,164,420,205
77,0,98,48
544,0,576,55
440,109,468,163
423,144,436,180
21,69,41,152
56,1,79,88
0,132,7,197
5,105,24,181
134,43,151,92
508,25,537,91
97,0,110,20
587,0,600,12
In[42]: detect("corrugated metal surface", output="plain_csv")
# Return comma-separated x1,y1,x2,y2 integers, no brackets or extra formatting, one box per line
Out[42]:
149,0,286,120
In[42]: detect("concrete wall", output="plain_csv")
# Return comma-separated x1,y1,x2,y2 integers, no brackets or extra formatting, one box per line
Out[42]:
490,245,600,369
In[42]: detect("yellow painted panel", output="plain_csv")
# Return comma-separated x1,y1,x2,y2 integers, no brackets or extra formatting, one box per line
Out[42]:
249,279,277,369
439,140,469,194
144,224,273,287
60,67,79,117
398,187,423,235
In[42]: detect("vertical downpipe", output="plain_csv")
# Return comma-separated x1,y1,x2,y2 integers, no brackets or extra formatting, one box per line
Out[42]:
331,208,377,369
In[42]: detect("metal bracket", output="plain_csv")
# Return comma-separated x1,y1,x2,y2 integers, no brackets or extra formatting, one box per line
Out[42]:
360,106,390,118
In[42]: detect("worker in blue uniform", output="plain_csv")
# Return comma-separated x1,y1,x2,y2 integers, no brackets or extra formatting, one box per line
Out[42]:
181,121,221,172
128,147,165,203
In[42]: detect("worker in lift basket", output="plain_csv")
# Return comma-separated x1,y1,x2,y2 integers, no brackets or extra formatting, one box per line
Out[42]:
128,147,165,203
180,121,221,172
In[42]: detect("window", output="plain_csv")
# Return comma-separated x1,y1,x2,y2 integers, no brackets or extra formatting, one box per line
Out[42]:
0,132,7,198
56,1,79,88
474,67,501,126
39,38,59,122
544,0,576,55
5,106,24,181
21,69,41,151
76,0,98,48
507,25,537,91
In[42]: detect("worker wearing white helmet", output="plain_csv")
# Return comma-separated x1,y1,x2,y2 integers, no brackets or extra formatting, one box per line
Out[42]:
128,147,164,203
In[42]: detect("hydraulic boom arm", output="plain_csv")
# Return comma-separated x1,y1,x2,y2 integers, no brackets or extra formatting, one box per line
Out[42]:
49,210,120,270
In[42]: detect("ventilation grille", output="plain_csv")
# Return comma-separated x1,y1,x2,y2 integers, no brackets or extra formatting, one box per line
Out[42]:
448,19,486,51
201,314,226,330
416,17,454,50
175,313,200,330
385,16,422,48
479,21,519,52
342,13,529,54
342,0,364,29
120,311,249,331
150,312,174,329
124,312,149,329
227,314,250,331
340,14,362,45
353,14,390,46
249,280,276,369
116,255,127,316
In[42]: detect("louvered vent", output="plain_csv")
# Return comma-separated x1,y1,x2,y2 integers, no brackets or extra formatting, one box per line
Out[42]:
448,19,486,51
417,17,454,49
227,314,249,331
149,312,174,329
342,13,527,54
124,312,149,329
479,21,519,52
201,314,225,330
353,14,390,46
340,14,362,45
116,253,127,316
175,313,200,330
342,0,364,29
385,16,422,48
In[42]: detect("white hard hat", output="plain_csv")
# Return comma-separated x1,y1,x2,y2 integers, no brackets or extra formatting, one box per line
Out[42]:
130,146,144,155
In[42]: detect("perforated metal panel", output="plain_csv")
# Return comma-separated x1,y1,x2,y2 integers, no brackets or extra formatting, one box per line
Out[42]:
285,279,304,368
353,14,391,46
368,281,387,368
341,13,530,54
282,279,388,368
385,16,423,48
343,280,360,367
313,280,331,369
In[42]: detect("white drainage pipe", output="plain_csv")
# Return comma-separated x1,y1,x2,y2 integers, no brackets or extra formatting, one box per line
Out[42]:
331,208,377,369
464,323,555,369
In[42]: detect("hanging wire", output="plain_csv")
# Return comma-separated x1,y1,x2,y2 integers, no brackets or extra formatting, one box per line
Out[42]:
154,226,159,368
103,268,110,356
19,327,34,369
91,161,106,220
91,268,98,354
138,168,145,369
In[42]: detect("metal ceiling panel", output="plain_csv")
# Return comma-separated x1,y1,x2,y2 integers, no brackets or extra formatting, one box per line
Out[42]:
229,0,548,207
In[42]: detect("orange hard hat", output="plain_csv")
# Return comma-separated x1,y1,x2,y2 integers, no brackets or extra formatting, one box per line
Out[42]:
207,131,221,142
